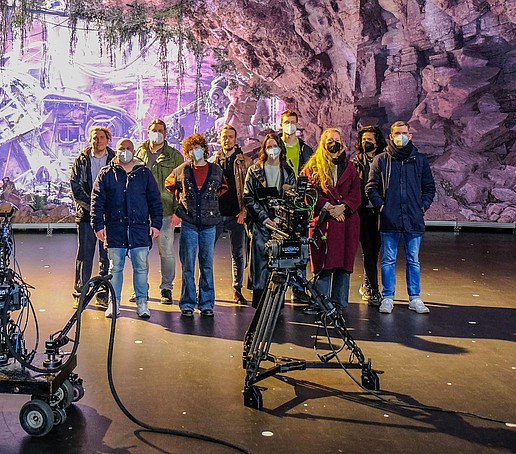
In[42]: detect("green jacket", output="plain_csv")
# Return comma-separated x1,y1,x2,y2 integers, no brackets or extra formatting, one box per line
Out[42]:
135,140,184,217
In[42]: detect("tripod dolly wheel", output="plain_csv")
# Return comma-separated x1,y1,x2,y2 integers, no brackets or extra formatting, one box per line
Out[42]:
19,399,54,437
72,382,85,402
243,386,263,409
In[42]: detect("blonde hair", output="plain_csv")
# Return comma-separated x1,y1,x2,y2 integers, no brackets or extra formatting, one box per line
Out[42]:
302,128,346,193
88,126,112,142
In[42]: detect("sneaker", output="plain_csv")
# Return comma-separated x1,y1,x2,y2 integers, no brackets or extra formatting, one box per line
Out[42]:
129,292,148,303
200,309,214,317
105,302,120,319
95,292,109,309
181,309,194,317
291,288,310,304
368,291,382,307
408,298,430,314
359,284,371,301
160,289,173,305
379,298,394,314
136,301,151,318
233,289,248,305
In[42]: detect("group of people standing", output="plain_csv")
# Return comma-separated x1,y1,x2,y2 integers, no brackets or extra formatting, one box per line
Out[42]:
70,110,436,320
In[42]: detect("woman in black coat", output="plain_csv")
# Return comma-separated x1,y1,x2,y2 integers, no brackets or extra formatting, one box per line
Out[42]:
243,133,296,308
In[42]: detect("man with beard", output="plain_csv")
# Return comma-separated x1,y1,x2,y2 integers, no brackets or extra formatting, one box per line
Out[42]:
366,121,435,314
214,125,253,304
134,119,184,304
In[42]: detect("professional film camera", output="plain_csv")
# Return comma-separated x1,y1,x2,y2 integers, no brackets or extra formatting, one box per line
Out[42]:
242,178,381,409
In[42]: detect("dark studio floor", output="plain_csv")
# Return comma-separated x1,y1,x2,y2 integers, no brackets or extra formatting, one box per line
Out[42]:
0,229,515,454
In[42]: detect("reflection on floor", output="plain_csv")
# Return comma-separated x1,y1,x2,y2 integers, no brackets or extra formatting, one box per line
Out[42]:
0,230,515,454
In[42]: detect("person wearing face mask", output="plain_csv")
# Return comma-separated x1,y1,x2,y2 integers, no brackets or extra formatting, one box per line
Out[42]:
70,126,115,310
301,128,361,315
352,126,387,307
365,121,436,315
134,119,184,305
280,110,314,305
243,133,296,308
165,133,227,318
91,138,163,319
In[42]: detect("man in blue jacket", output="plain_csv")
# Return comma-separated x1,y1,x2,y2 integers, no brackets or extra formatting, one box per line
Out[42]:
366,121,435,314
91,138,163,319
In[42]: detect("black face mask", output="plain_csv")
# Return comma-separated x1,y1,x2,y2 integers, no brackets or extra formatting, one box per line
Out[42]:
328,141,342,155
364,141,376,154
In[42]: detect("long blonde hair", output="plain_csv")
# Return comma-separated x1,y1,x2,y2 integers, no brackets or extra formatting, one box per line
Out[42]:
302,128,346,193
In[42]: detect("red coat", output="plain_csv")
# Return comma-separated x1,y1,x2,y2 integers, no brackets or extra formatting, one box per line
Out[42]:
305,161,361,273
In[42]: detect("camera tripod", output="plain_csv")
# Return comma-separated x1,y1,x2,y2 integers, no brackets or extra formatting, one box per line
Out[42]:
242,266,381,409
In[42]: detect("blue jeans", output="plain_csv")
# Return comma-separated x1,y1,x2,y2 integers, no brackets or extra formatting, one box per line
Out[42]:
179,221,216,311
315,269,350,308
156,215,176,290
74,222,109,296
108,247,150,306
380,232,423,299
216,216,246,290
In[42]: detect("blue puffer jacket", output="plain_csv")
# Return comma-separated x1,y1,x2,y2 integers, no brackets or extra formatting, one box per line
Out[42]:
91,162,163,249
365,142,435,233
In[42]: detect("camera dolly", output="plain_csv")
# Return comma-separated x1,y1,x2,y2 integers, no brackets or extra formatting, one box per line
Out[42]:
242,264,381,410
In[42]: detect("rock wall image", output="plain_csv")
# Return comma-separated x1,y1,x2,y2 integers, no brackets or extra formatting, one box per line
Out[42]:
184,0,516,222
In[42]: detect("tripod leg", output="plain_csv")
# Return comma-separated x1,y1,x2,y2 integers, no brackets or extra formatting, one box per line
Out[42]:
243,271,289,390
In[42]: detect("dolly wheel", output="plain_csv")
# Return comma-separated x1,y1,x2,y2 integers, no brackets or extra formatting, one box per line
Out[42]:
53,407,67,426
19,400,54,437
72,382,85,402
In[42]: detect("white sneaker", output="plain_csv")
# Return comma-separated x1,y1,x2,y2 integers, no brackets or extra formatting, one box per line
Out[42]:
105,302,120,318
409,298,430,314
136,301,151,319
379,298,394,314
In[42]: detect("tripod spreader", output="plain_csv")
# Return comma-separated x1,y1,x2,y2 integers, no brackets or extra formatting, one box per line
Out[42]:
243,267,381,409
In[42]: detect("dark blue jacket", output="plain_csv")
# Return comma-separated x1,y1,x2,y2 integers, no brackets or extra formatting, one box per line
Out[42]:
365,143,435,233
91,162,163,249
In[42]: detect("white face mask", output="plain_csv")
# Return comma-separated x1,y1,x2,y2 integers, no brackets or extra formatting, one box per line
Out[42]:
393,134,409,148
148,131,165,145
117,148,133,164
283,123,297,135
191,147,205,162
266,146,281,159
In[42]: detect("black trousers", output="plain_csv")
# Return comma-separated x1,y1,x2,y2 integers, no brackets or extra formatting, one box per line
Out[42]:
359,208,381,292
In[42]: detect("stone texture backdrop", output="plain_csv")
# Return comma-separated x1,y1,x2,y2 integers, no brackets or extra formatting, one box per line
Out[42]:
184,0,515,222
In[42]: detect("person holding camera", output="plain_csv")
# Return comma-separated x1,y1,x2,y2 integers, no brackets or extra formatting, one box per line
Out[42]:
301,128,361,314
243,133,296,308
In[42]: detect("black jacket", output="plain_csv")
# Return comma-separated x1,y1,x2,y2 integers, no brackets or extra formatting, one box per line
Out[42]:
90,162,163,249
365,142,435,233
70,146,115,223
243,161,296,290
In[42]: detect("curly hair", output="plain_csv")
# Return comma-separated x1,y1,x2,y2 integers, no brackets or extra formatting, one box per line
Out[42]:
257,133,287,163
302,128,346,193
182,133,208,160
354,125,387,156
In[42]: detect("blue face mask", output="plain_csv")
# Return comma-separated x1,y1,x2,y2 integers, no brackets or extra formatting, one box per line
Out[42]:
393,134,409,148
266,146,281,159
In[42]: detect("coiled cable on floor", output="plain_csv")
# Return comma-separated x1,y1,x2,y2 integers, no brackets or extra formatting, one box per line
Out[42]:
102,278,250,454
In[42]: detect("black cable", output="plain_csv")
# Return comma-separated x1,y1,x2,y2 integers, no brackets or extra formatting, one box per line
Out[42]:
102,279,250,454
318,315,513,426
